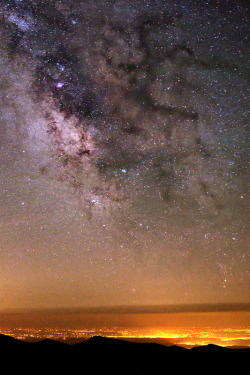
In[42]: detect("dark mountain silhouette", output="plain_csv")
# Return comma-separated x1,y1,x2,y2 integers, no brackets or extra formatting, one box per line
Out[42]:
0,334,249,374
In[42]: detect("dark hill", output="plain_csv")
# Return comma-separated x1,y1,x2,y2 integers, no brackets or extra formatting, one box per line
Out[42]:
0,334,249,374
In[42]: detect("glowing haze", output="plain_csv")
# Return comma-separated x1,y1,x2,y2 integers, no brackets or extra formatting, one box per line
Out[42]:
0,0,249,346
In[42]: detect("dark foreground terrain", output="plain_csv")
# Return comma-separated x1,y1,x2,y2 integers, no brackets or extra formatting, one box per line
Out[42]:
0,334,249,374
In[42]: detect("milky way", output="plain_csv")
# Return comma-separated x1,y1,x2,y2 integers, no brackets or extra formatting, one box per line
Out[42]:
0,0,249,309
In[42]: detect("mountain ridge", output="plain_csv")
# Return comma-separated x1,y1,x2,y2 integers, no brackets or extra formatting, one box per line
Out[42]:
0,333,249,374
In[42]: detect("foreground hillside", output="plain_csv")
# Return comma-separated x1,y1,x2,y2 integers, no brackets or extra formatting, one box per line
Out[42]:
0,334,249,374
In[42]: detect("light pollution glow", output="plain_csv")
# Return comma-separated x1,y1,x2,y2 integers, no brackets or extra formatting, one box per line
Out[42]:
0,0,249,350
0,311,249,348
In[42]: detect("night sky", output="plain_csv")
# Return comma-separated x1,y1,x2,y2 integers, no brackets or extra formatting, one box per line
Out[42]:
0,0,249,312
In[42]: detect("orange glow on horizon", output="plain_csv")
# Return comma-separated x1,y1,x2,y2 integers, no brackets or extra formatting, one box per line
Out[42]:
0,311,249,348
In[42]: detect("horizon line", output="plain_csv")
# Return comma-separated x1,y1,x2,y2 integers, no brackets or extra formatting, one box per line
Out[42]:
1,302,250,315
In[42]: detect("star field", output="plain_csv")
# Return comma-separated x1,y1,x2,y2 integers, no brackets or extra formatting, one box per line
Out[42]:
0,0,249,310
